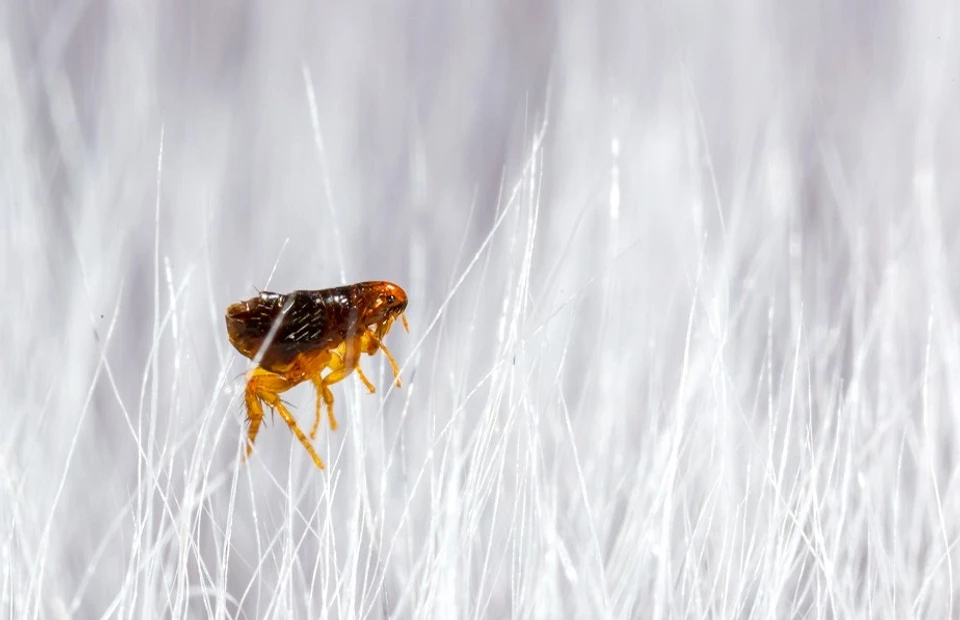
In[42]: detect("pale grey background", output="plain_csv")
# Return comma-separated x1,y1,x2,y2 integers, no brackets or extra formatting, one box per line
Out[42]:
3,0,959,617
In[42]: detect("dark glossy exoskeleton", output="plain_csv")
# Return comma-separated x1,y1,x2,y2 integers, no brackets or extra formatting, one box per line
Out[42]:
225,281,409,470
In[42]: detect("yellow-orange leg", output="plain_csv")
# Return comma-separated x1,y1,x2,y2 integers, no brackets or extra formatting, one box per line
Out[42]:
306,371,377,439
243,384,267,460
310,337,365,433
363,329,403,388
355,365,376,392
243,367,326,470
322,336,366,389
309,375,337,438
303,329,404,442
303,343,375,440
376,340,402,388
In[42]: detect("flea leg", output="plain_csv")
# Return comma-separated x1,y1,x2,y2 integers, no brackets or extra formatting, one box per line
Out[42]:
293,350,335,440
365,330,402,388
309,375,337,436
323,336,364,389
262,391,325,470
242,386,266,463
307,329,402,439
355,365,377,393
311,337,364,432
243,367,296,461
244,366,325,470
377,341,402,388
308,339,377,437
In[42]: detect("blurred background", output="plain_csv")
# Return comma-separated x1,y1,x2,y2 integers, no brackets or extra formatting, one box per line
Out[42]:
2,0,960,618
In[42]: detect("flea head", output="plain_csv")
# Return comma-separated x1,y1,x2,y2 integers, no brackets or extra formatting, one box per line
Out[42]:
360,281,409,336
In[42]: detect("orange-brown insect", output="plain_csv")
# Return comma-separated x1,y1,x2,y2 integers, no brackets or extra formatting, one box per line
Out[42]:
225,281,409,469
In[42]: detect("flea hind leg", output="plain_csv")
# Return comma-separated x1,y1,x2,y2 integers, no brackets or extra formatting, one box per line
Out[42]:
244,367,325,470
242,385,267,461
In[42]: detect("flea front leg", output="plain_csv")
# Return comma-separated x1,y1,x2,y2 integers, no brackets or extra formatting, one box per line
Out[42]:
363,329,403,388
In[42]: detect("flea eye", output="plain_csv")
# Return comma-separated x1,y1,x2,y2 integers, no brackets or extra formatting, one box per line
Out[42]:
386,294,396,305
